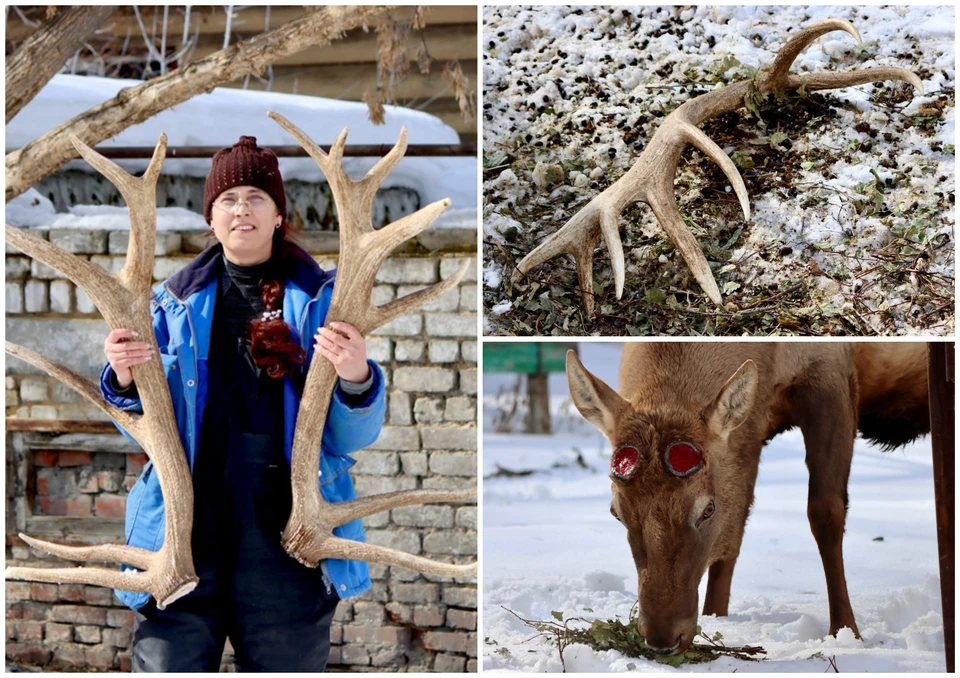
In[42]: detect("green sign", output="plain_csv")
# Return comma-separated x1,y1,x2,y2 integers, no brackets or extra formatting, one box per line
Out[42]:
483,343,571,373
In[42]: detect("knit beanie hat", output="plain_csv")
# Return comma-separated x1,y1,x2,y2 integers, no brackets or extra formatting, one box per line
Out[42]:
203,136,286,223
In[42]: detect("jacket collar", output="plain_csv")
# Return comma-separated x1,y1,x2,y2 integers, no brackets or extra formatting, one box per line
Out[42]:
163,239,334,301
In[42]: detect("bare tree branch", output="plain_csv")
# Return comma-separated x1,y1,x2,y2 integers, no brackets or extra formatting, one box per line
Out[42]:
5,5,399,202
6,6,116,123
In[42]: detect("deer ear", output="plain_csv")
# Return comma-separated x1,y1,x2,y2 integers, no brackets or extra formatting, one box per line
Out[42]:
706,359,758,439
566,350,627,441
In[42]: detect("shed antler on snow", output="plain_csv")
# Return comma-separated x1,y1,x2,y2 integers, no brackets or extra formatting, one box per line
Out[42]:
267,112,475,577
5,135,200,609
512,19,923,313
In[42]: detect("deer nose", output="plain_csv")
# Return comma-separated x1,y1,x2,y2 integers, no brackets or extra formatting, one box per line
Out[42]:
647,634,684,656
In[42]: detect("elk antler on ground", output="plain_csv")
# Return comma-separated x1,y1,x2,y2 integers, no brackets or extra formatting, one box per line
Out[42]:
268,112,476,577
5,136,199,609
512,19,923,313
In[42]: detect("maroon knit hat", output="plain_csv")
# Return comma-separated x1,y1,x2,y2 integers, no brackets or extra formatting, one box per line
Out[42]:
203,136,286,223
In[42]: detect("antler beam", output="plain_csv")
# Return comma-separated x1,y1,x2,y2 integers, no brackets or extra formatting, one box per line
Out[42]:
268,112,476,577
512,19,923,313
5,136,199,609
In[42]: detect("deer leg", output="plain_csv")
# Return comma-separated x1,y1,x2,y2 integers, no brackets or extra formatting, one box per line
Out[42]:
794,387,861,639
702,559,736,616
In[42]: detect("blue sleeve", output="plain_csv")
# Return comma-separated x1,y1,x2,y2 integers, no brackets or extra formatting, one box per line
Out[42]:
98,300,170,442
321,359,386,457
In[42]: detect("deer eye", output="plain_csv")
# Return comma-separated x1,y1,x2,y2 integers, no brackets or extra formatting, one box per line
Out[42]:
698,500,716,525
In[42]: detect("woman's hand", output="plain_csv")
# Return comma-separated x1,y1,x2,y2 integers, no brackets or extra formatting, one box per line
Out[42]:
104,328,154,389
315,322,370,384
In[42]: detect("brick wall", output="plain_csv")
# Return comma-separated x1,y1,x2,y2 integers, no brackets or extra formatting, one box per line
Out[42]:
5,227,478,672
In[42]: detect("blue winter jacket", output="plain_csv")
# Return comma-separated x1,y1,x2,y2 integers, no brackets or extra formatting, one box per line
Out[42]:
99,243,385,610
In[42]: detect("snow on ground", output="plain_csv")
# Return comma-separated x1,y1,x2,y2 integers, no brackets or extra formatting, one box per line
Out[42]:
482,343,944,672
482,6,954,335
6,74,476,229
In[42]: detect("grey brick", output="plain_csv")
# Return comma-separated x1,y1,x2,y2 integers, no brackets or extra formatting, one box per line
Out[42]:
340,645,371,666
20,377,49,402
384,601,412,624
6,376,16,390
467,659,478,672
48,230,107,254
461,340,477,363
444,396,475,422
353,451,399,476
390,583,440,604
397,284,459,312
6,256,30,279
366,529,421,554
362,511,391,529
75,288,97,314
435,654,466,672
422,477,477,493
370,284,396,306
392,505,454,529
456,506,478,530
424,312,477,338
24,279,49,312
460,369,477,395
394,367,455,393
6,282,24,313
429,451,477,476
440,257,477,283
372,313,422,337
459,284,478,311
423,531,477,556
153,257,192,281
367,426,420,451
399,451,427,476
108,231,182,256
377,258,438,284
49,280,73,313
395,340,425,362
390,566,425,583
389,391,412,426
365,337,392,363
6,389,19,407
367,563,389,580
74,624,102,644
353,475,418,496
89,255,124,274
428,340,459,363
30,405,58,419
442,585,477,608
30,259,69,279
52,382,81,403
413,397,444,423
352,601,386,624
423,427,477,452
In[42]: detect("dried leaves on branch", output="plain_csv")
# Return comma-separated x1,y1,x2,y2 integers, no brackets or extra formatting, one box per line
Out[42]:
364,8,476,125
502,606,766,670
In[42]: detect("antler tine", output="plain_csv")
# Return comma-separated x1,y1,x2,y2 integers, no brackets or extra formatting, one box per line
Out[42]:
316,537,477,577
647,194,723,305
512,17,924,309
13,534,155,569
268,111,331,164
364,126,408,185
324,488,477,527
373,259,470,329
5,342,141,435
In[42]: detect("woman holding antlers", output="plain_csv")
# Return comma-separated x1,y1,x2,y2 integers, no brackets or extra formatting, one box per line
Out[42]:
100,136,385,672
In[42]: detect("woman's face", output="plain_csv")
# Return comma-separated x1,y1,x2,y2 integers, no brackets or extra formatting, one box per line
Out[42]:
209,185,281,265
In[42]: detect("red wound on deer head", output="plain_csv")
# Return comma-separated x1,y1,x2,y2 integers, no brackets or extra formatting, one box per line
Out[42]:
611,445,640,480
664,442,703,477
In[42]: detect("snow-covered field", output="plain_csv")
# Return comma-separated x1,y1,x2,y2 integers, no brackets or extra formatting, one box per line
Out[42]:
7,74,477,230
482,343,945,672
482,6,955,335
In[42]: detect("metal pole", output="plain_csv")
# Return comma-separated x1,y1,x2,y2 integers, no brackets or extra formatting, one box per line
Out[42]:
928,341,954,673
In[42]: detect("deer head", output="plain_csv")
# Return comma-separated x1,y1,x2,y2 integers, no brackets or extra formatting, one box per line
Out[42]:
566,350,757,654
512,18,923,312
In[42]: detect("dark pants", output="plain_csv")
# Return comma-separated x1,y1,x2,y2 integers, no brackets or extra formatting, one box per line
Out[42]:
132,431,339,672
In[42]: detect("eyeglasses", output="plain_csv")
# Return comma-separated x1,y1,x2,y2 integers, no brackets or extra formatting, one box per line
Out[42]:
213,194,274,213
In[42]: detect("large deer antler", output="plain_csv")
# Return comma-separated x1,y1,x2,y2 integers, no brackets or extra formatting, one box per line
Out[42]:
512,19,923,313
5,136,199,609
268,112,476,577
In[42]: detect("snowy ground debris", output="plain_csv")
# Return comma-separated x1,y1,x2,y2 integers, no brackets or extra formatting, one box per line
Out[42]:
482,6,954,336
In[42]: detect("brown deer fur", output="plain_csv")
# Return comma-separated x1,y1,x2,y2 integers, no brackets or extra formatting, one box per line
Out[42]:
566,343,929,655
